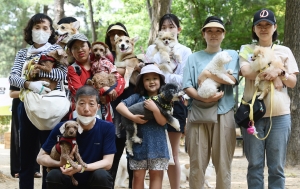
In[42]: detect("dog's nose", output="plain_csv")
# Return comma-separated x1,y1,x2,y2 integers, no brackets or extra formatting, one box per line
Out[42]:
121,44,125,48
55,31,59,35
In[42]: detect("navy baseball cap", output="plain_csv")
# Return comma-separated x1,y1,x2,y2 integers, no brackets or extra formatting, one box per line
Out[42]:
253,9,276,26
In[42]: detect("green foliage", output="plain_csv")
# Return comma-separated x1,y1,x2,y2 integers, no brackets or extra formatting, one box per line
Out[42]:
0,116,11,126
0,0,286,77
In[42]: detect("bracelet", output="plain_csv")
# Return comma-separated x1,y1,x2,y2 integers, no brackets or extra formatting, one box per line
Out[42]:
80,166,85,173
38,86,44,95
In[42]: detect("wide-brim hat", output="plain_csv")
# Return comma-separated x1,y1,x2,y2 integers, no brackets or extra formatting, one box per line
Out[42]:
106,25,128,36
136,64,165,86
201,21,225,32
67,33,89,48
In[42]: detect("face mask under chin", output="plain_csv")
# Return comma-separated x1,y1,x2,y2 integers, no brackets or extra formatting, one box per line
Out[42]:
77,114,96,126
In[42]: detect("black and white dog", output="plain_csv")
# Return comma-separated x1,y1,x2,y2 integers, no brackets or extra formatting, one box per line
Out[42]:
122,83,182,156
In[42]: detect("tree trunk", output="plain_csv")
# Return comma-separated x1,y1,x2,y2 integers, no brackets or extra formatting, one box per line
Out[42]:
53,0,64,24
147,0,172,46
88,0,97,42
284,0,300,166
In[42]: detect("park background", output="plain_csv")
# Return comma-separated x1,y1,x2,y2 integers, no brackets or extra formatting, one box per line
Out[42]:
0,1,299,185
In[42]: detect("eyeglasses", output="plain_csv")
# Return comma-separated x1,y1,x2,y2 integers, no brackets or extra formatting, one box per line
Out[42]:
71,44,88,51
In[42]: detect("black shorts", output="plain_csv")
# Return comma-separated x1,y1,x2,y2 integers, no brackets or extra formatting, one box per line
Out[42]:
167,101,187,133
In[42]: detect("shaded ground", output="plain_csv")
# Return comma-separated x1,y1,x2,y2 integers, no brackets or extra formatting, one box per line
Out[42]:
0,144,299,189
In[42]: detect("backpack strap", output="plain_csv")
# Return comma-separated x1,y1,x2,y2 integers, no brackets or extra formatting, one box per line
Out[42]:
71,62,82,76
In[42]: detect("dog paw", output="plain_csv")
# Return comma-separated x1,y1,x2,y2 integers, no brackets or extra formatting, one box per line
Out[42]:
132,136,143,144
227,69,233,75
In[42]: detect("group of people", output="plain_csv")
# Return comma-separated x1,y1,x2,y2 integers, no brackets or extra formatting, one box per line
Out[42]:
8,7,297,189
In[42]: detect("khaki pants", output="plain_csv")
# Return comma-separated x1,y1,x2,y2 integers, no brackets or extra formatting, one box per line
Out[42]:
186,110,236,189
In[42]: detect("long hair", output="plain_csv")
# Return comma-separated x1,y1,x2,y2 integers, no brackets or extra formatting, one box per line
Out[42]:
24,13,56,45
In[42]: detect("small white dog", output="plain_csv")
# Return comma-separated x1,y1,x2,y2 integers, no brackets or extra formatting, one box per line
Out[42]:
197,51,234,98
152,31,181,74
115,154,149,189
180,162,215,188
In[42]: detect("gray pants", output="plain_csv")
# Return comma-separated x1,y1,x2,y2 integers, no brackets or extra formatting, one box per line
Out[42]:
186,110,236,189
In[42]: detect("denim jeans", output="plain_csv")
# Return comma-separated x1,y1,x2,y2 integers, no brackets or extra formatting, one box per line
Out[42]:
242,114,291,189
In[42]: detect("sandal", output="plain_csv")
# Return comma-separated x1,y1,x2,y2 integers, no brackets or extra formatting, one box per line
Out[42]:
34,172,42,178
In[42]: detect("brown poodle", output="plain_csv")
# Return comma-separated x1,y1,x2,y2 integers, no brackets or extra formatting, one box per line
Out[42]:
48,120,86,186
87,71,116,90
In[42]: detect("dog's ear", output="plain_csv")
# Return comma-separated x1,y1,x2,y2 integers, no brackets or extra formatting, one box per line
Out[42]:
131,36,139,44
77,122,83,134
53,23,58,30
114,34,119,42
59,122,66,134
71,21,80,31
56,48,65,56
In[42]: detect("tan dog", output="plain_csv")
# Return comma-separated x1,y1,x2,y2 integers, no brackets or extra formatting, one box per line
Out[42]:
26,49,68,90
48,121,86,186
152,31,181,74
55,20,80,46
251,46,285,100
114,35,141,88
86,72,116,90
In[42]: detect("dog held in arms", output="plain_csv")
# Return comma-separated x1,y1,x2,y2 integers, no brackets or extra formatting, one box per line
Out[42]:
24,49,69,90
47,120,87,186
152,31,181,74
114,34,142,88
121,83,182,156
197,51,235,98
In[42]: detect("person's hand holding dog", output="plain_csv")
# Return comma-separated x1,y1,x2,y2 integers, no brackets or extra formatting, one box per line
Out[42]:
28,81,51,94
144,99,159,112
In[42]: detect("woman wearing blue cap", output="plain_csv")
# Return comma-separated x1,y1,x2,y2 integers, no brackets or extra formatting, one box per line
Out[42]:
239,9,298,188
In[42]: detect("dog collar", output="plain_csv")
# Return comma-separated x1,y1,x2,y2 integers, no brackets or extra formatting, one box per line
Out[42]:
151,95,172,110
259,62,271,73
55,136,77,154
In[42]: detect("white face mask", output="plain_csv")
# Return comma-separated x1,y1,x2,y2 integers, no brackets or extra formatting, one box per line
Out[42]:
77,114,96,126
32,30,51,44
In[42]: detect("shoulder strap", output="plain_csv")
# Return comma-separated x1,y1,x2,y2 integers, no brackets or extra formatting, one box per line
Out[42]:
71,62,82,76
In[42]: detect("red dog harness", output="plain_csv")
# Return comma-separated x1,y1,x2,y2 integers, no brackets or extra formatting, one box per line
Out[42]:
55,136,77,154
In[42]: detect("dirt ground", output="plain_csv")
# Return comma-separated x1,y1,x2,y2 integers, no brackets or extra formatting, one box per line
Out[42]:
0,144,300,189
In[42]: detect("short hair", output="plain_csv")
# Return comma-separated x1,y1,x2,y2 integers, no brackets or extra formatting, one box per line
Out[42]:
105,22,129,51
24,13,56,45
75,85,99,104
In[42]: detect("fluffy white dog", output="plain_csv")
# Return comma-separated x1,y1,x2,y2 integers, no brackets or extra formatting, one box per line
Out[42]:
115,154,149,188
180,161,215,188
197,51,234,98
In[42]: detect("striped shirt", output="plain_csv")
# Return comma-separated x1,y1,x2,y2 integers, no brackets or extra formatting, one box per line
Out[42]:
9,44,67,90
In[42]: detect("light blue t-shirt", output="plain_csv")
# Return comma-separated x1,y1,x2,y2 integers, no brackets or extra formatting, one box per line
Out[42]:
182,50,240,114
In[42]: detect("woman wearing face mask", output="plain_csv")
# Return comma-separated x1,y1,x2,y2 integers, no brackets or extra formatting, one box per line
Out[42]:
8,13,66,189
146,14,192,189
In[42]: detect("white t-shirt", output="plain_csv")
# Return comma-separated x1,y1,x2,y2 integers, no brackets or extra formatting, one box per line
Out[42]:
239,44,299,116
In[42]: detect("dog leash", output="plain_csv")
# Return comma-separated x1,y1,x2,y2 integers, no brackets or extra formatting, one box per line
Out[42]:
246,82,274,140
247,44,276,140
